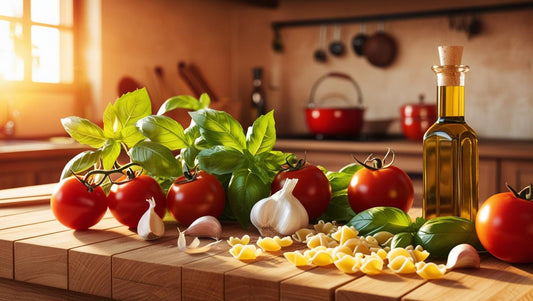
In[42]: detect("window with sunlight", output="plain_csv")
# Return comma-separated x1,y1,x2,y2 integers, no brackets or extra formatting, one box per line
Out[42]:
0,0,74,84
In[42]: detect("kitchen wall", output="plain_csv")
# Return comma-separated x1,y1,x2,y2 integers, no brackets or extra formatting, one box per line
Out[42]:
231,0,533,139
9,0,529,140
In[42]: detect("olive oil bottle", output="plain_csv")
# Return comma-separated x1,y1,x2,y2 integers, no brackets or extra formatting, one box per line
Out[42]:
423,46,479,221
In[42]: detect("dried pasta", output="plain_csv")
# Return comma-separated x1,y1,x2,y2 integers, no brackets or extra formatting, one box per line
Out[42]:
306,233,338,249
284,250,309,266
415,262,447,279
360,253,384,275
313,220,338,234
229,244,262,260
331,226,359,245
227,235,250,246
256,236,293,252
291,228,316,243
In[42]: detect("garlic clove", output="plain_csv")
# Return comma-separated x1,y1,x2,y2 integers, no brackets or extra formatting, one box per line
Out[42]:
183,216,222,239
185,240,222,254
137,197,165,241
177,229,187,251
446,243,481,270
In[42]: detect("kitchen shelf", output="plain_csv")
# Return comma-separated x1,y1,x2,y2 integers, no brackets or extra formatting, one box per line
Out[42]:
271,2,533,29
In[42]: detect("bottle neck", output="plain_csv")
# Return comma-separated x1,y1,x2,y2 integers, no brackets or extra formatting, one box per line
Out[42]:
432,65,469,121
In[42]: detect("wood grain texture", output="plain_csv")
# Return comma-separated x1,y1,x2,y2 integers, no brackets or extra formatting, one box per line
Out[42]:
335,271,426,301
280,266,360,301
403,255,533,301
14,218,128,289
0,219,70,279
69,224,178,298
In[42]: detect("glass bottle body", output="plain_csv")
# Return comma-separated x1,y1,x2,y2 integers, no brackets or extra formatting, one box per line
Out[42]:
423,67,479,221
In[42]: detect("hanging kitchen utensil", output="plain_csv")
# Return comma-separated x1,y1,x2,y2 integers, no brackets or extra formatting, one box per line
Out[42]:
313,25,328,63
178,61,203,97
272,27,283,53
329,24,345,57
467,14,482,39
188,63,219,102
351,22,368,56
363,21,397,68
117,76,142,96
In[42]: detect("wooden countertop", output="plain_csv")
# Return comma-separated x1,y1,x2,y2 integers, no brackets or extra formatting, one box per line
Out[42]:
0,185,531,300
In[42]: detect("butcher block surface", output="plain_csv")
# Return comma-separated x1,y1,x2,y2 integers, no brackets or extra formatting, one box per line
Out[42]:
0,185,532,301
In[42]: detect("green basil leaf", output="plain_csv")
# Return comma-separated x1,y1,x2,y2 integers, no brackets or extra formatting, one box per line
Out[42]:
114,87,152,129
121,125,146,148
136,115,187,150
184,123,200,145
414,216,483,258
101,140,121,170
61,116,106,148
339,162,363,174
198,93,211,109
157,95,201,115
391,232,414,249
246,110,276,155
60,149,102,180
197,145,244,175
102,103,121,138
190,109,246,151
318,191,356,223
129,141,180,178
346,206,412,236
228,169,270,228
254,150,290,173
180,146,199,169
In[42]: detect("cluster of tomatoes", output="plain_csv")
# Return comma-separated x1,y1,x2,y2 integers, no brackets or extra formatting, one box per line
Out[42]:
50,169,226,230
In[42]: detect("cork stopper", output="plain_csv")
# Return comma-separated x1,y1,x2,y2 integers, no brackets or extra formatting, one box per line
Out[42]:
438,46,463,65
434,45,468,86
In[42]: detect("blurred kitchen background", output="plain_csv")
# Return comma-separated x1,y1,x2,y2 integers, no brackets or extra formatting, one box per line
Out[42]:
1,0,532,140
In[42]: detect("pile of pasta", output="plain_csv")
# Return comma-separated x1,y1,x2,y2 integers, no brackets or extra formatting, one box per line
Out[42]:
285,221,447,280
227,221,447,280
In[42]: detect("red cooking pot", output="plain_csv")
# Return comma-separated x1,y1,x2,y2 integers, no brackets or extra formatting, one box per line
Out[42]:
305,72,365,136
400,94,437,141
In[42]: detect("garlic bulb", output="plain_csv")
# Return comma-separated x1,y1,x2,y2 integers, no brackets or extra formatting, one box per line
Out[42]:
183,216,222,239
137,197,165,240
250,178,309,237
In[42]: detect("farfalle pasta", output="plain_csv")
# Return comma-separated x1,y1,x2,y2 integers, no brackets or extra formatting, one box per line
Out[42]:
284,250,309,266
291,228,316,243
256,236,293,251
306,233,338,249
227,235,250,246
313,220,338,234
229,244,262,260
415,262,447,279
331,225,359,245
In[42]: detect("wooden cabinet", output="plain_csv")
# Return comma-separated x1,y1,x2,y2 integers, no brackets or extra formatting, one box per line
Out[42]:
275,138,533,205
0,140,88,189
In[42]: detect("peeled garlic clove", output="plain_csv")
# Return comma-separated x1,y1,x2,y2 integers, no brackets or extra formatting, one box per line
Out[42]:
137,197,165,240
446,244,480,270
183,216,222,239
177,229,187,251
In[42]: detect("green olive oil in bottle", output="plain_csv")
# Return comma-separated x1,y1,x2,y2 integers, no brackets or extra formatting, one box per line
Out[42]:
423,46,479,221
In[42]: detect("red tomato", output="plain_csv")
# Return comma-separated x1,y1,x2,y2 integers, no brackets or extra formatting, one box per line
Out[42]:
50,177,107,230
348,159,414,213
167,171,226,226
108,175,166,228
271,164,331,221
475,186,533,263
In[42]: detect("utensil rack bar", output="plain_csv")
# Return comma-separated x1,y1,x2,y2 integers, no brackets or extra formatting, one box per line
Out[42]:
271,2,533,29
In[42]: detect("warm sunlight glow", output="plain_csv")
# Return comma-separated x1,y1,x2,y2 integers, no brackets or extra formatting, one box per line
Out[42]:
0,0,72,83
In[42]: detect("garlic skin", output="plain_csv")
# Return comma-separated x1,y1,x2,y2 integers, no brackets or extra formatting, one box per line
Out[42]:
446,244,480,270
183,216,222,239
250,178,309,237
137,198,165,240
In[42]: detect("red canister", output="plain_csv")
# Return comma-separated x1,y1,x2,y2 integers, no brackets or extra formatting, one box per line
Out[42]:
400,95,437,141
